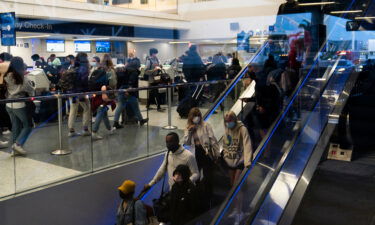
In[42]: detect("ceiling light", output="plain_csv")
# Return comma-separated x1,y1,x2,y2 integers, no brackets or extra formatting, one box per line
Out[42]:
299,2,335,6
17,35,51,39
169,41,190,44
131,40,155,43
331,10,362,14
355,16,375,20
75,37,110,41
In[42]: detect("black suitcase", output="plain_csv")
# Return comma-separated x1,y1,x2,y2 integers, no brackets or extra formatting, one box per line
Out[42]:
177,85,203,118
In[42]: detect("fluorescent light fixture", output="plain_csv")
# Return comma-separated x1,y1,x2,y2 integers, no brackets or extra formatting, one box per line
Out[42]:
75,37,110,41
331,10,362,14
17,35,51,39
169,41,190,44
131,40,155,43
299,1,335,6
355,16,375,20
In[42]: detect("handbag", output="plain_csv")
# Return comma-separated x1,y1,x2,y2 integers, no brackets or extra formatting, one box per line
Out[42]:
152,151,171,223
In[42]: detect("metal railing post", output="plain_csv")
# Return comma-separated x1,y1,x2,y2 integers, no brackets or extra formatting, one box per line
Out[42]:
163,86,177,130
51,92,72,155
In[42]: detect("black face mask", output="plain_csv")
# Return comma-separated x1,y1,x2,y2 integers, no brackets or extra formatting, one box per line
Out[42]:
167,143,179,152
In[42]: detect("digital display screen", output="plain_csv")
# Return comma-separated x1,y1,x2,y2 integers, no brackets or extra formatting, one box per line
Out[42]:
96,41,111,53
46,40,65,52
74,40,91,52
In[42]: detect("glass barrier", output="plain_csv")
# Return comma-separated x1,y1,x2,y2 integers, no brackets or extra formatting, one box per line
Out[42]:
251,56,355,225
0,80,233,199
212,55,351,225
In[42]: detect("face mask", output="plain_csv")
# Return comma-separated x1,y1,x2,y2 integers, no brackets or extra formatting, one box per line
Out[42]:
90,62,97,67
48,62,52,66
226,121,236,129
192,116,200,124
167,143,179,152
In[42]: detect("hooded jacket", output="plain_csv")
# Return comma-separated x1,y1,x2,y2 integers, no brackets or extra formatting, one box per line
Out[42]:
183,121,220,160
222,121,253,168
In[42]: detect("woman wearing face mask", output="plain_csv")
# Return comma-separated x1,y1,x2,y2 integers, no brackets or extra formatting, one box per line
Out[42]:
223,111,253,186
183,107,219,209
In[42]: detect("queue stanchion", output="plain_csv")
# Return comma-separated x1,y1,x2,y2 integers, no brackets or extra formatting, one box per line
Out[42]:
163,86,177,130
51,92,72,155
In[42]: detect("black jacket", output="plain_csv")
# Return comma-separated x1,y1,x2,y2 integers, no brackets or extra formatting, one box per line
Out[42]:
206,63,226,81
169,181,199,225
182,51,205,82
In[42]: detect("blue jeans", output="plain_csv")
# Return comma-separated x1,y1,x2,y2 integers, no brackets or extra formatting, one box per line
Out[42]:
114,93,144,122
93,105,111,133
6,106,32,146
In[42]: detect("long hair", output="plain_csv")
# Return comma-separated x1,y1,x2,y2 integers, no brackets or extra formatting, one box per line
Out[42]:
187,107,203,127
101,54,114,71
5,57,25,85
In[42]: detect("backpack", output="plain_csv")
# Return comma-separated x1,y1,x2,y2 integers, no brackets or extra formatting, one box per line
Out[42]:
58,68,76,92
88,68,108,91
132,199,158,225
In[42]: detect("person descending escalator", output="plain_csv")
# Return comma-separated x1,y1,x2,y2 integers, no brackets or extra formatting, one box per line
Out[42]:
222,111,253,186
168,165,200,225
116,180,148,225
183,107,219,210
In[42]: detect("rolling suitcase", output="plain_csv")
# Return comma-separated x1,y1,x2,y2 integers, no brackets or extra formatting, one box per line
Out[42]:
177,85,204,118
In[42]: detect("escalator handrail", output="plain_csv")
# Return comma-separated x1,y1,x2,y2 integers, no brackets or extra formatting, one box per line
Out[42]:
245,56,344,225
210,45,337,225
203,41,270,121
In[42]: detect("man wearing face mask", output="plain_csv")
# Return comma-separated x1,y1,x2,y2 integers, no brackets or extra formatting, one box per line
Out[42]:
143,132,199,191
223,111,253,186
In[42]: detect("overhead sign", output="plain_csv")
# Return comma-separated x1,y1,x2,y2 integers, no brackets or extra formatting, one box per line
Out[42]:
15,18,180,39
0,12,16,46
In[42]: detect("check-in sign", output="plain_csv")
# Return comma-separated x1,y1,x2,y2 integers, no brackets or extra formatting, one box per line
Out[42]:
0,12,16,46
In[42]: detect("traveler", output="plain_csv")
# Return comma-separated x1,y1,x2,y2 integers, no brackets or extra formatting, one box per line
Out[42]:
62,55,75,70
101,54,117,90
113,53,148,129
145,48,163,111
0,53,13,141
183,107,219,208
222,111,253,186
4,57,35,156
227,58,242,80
207,54,227,110
116,180,148,225
90,54,117,140
48,54,61,67
67,52,91,137
31,54,47,69
89,56,101,78
182,45,205,83
143,132,199,191
168,165,199,225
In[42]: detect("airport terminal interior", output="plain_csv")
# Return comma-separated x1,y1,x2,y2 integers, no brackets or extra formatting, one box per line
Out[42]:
0,0,375,225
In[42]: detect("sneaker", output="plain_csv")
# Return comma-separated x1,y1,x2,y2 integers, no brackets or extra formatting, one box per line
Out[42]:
81,130,91,136
92,132,103,140
0,140,9,149
139,118,149,126
2,130,11,135
68,131,80,137
109,127,116,135
12,144,27,155
113,122,124,129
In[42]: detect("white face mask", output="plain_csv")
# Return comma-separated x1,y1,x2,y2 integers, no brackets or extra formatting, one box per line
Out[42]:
90,62,97,67
48,62,52,66
192,116,201,124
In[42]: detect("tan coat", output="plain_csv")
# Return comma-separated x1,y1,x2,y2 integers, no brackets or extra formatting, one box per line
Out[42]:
0,62,10,85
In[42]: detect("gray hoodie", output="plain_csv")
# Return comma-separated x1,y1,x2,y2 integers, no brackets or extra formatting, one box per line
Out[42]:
222,121,253,168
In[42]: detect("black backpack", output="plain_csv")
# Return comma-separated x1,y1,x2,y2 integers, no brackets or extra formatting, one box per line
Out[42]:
89,68,109,91
58,68,76,92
